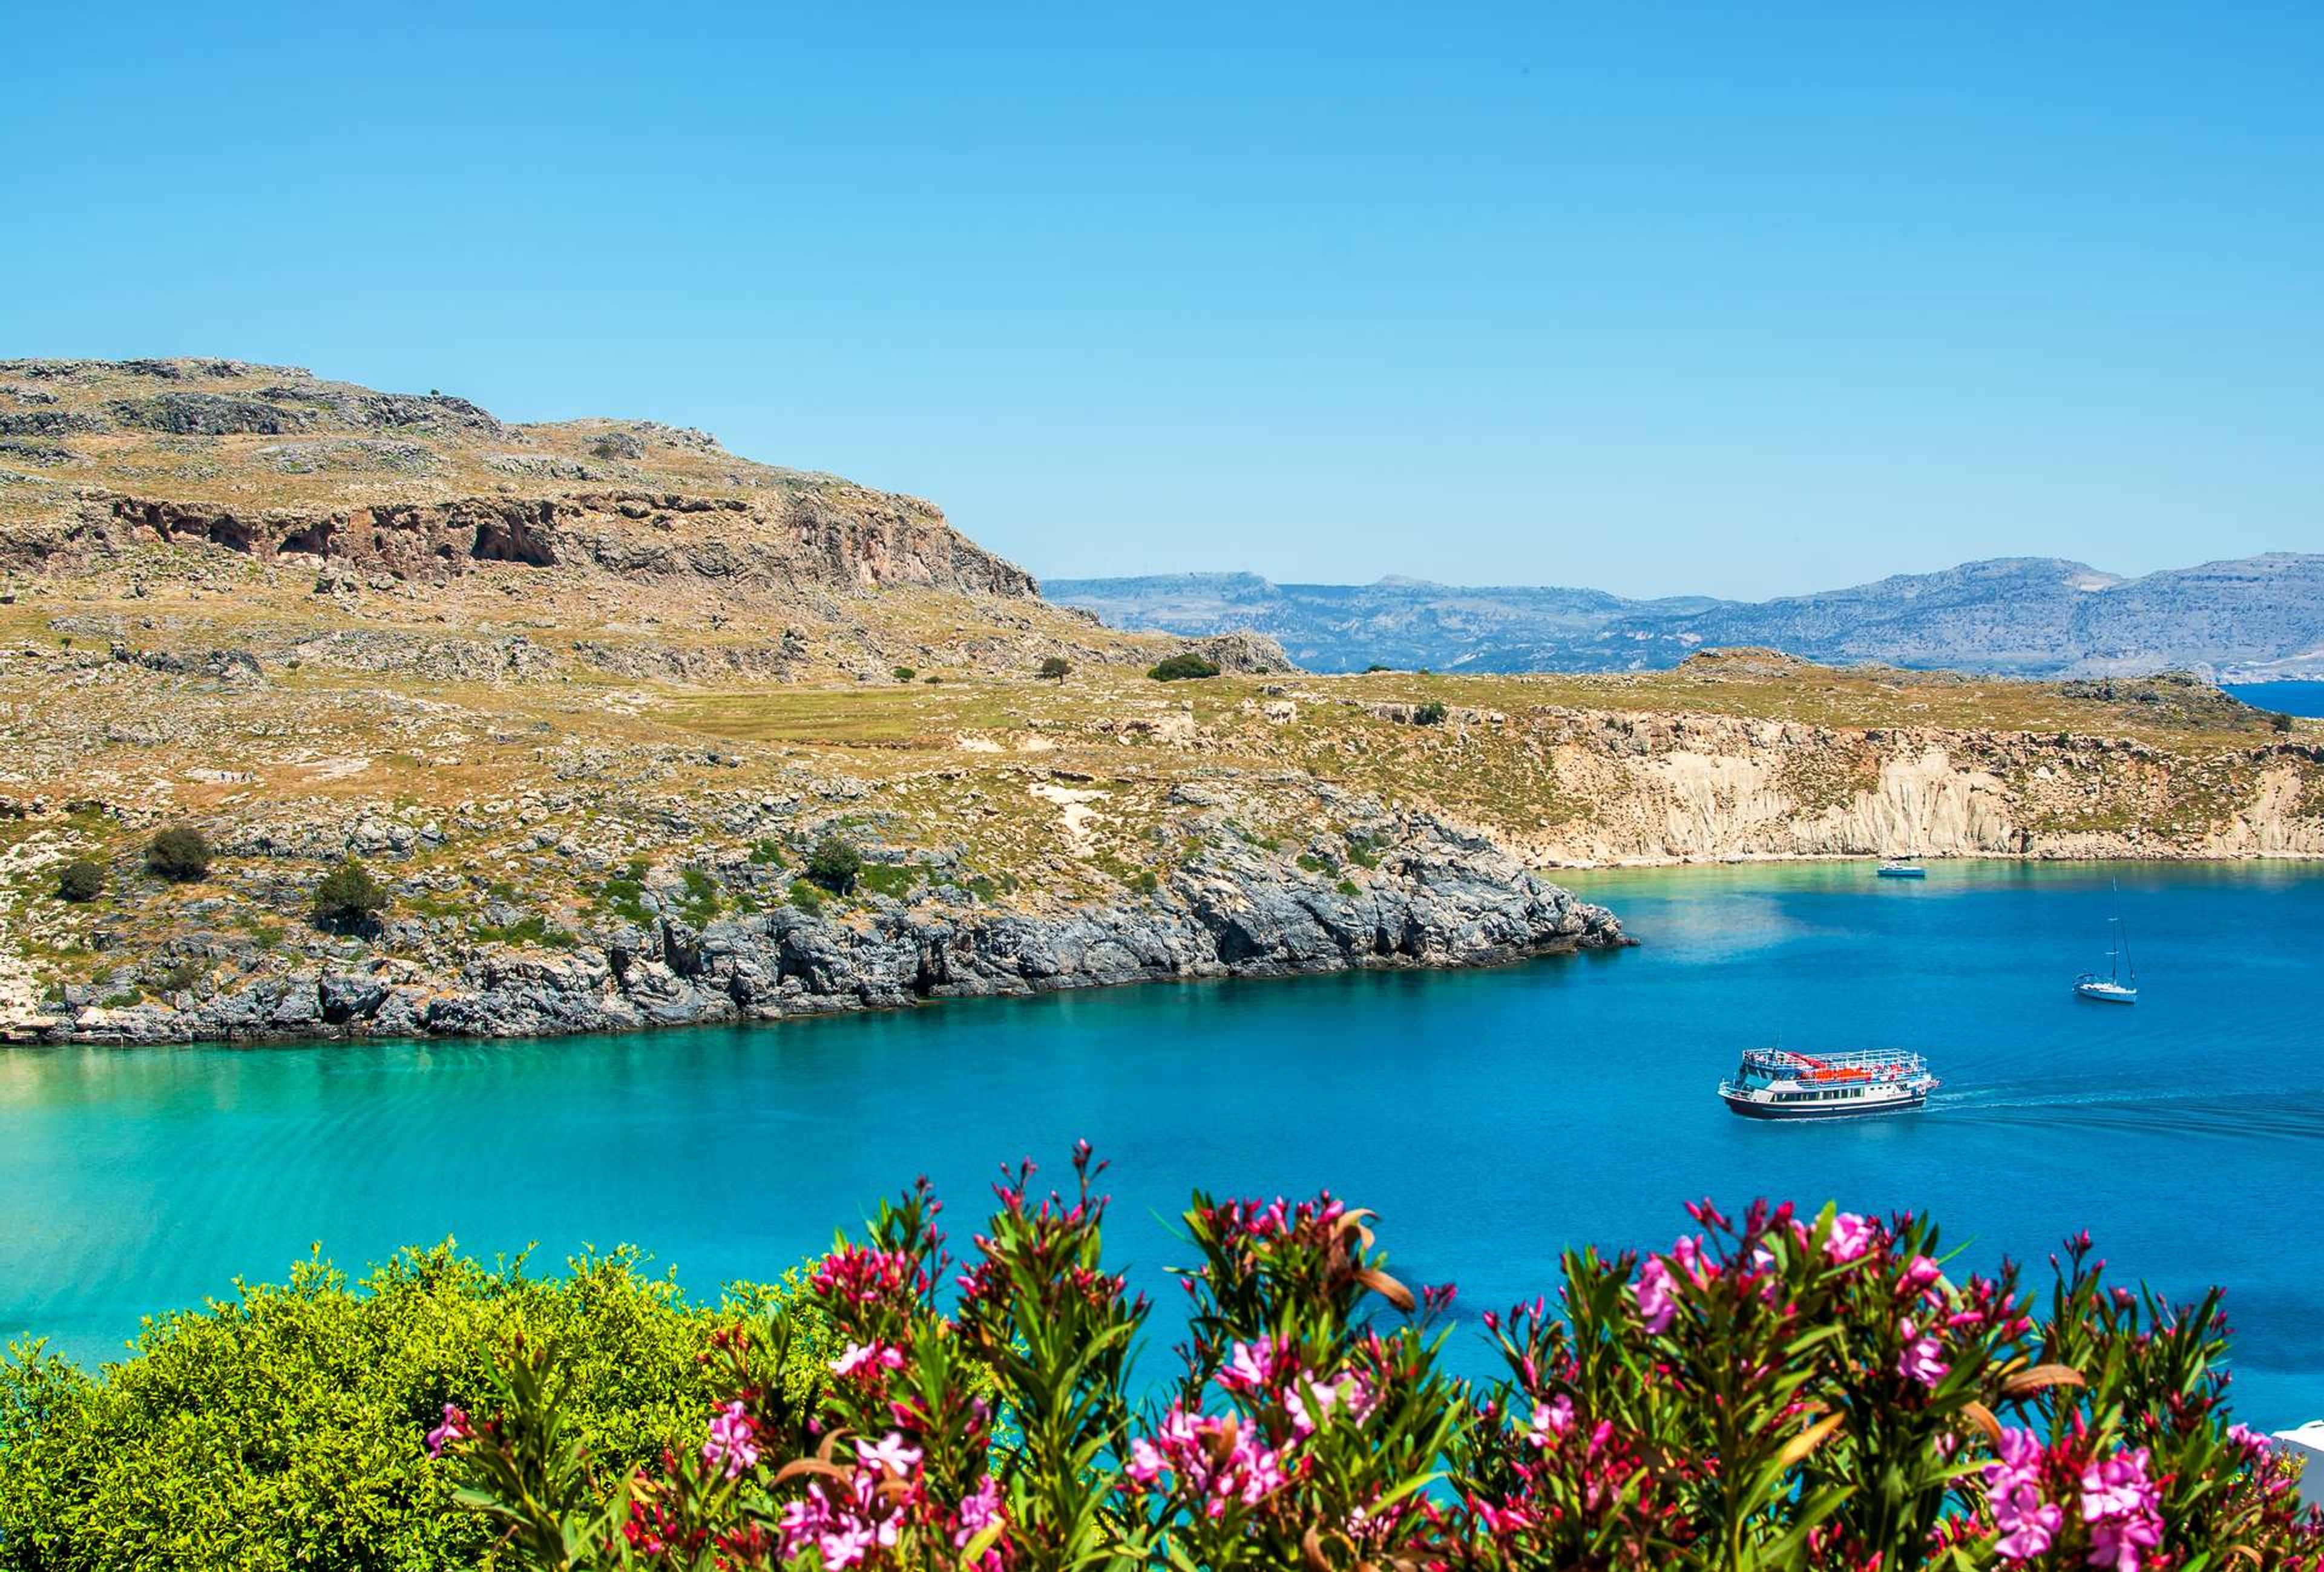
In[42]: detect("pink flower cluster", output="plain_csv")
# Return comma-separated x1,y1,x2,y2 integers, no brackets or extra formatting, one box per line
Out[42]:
2080,1447,2164,1571
703,1400,760,1479
1126,1406,1287,1515
831,1338,908,1382
1984,1429,2064,1559
775,1432,924,1570
812,1245,925,1308
1982,1429,2165,1568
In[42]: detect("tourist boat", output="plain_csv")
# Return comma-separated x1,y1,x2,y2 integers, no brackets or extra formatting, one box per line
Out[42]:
1718,1047,1939,1119
1876,857,1926,879
2075,900,2138,1004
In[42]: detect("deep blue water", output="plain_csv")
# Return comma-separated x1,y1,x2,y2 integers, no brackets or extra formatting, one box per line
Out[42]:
2227,681,2324,718
3,860,2321,1426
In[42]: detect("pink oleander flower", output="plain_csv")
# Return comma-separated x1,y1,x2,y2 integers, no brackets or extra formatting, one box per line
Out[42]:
1526,1392,1575,1447
1984,1429,2061,1561
954,1473,1006,1545
1827,1211,1877,1263
703,1400,760,1478
1125,1404,1288,1514
1219,1338,1281,1395
425,1403,470,1458
1902,1254,1945,1292
779,1469,902,1570
2087,1513,2163,1572
2079,1446,2159,1521
859,1430,924,1476
832,1339,908,1380
1896,1320,1948,1388
1633,1257,1677,1334
1288,1368,1377,1436
2226,1421,2271,1460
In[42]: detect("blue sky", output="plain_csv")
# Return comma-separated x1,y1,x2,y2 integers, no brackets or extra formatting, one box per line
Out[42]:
6,3,2319,598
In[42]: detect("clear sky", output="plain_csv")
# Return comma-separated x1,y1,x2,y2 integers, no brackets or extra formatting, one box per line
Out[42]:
6,3,2320,598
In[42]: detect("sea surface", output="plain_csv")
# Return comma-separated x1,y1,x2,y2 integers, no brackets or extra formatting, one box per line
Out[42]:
4,860,2322,1426
2225,681,2324,718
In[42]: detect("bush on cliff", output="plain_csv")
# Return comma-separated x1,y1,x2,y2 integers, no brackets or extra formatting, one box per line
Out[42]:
311,857,392,931
1037,656,1071,681
142,825,211,882
0,1248,835,1572
53,859,102,902
429,1150,2320,1571
806,835,862,894
1146,652,1219,681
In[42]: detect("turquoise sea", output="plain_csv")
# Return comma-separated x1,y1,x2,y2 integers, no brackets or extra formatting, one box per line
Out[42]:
3,861,2322,1426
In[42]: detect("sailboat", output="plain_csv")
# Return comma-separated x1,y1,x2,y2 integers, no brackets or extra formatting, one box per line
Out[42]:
2075,888,2138,1004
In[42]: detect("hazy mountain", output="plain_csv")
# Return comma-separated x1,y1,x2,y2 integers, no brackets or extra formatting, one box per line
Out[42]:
1047,555,2324,680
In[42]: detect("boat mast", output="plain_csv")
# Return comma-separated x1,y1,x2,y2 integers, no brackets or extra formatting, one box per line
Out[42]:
2111,880,2134,985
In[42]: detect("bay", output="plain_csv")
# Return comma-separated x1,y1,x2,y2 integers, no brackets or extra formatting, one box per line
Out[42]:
2225,681,2324,718
3,860,2320,1426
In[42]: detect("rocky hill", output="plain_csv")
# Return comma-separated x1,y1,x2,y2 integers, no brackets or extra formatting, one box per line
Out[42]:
1049,555,2324,680
0,358,1295,684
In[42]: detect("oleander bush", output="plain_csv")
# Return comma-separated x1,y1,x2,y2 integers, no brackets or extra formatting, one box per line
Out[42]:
432,1148,2322,1571
0,1248,834,1572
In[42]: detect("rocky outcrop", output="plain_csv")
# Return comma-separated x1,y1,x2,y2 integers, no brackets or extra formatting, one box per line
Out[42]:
11,816,1624,1046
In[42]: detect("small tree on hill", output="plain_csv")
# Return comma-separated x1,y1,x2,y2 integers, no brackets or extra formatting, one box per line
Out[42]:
144,825,212,882
312,857,392,931
56,859,103,903
806,836,862,895
1037,657,1071,681
1147,653,1220,682
1413,700,1449,726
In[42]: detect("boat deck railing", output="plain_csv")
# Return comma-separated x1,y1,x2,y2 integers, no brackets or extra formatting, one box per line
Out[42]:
1736,1046,1928,1077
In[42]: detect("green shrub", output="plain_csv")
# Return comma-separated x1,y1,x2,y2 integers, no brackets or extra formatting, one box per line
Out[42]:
1336,877,1362,897
0,1247,830,1572
311,857,391,929
1413,699,1449,725
153,960,204,994
1146,652,1219,682
923,674,942,684
787,880,824,914
747,839,786,867
1364,663,1394,673
142,825,212,882
2271,711,2295,733
892,666,917,683
1037,656,1071,681
54,859,102,903
805,836,861,894
678,867,722,924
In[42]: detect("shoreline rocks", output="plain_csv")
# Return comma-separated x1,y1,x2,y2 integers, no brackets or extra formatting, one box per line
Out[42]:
9,819,1627,1049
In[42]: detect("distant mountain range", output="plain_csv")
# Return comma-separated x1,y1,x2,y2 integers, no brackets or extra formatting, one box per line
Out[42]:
1045,555,2324,680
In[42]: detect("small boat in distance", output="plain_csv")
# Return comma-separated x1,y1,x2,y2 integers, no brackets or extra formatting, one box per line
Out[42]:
1718,1047,1940,1120
2076,891,2138,1004
1876,856,1926,879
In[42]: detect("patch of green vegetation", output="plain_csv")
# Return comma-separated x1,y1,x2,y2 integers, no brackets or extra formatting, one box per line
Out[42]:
1343,835,1382,870
788,880,825,914
858,863,926,900
473,914,578,950
1336,878,1362,897
152,960,204,994
597,861,655,927
1295,853,1325,873
747,839,786,867
1147,653,1219,682
96,989,142,1009
678,867,723,925
806,836,862,894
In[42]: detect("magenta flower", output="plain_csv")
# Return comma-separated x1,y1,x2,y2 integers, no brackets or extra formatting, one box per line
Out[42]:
1826,1211,1877,1263
2079,1447,2163,1571
702,1400,760,1479
1526,1393,1575,1447
859,1430,924,1476
425,1403,470,1458
831,1339,907,1380
954,1473,1006,1544
1633,1257,1677,1334
1983,1428,2063,1561
1218,1338,1281,1395
1896,1319,1948,1388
